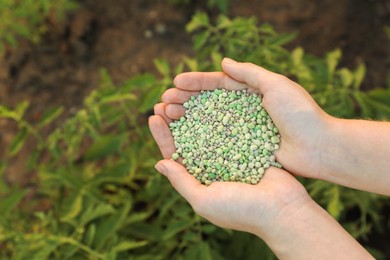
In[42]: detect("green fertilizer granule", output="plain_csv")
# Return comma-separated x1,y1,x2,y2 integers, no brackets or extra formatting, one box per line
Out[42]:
169,89,282,185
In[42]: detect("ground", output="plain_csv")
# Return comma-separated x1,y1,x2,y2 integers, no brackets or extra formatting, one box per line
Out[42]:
0,0,389,256
1,0,389,113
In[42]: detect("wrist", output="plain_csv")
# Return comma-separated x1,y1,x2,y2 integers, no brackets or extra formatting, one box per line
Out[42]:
255,194,372,259
250,174,315,242
254,192,316,245
312,115,341,179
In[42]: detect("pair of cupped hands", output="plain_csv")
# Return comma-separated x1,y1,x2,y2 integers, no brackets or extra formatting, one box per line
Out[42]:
149,58,336,237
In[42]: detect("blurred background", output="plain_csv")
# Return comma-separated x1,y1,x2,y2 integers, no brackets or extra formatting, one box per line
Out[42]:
0,0,389,259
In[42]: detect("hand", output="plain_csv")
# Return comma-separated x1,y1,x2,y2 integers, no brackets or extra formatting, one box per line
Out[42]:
154,58,331,179
148,58,373,258
148,58,313,237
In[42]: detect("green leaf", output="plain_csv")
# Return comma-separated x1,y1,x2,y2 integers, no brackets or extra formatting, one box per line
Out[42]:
337,68,353,87
360,91,390,119
174,62,184,76
0,188,28,217
93,202,131,249
326,186,343,220
89,162,130,185
216,15,231,29
4,34,17,46
31,241,60,260
353,91,372,118
113,240,148,252
184,242,213,260
223,231,274,260
201,224,217,234
366,89,390,105
211,51,222,71
99,93,137,104
183,57,199,71
139,85,166,113
268,32,297,46
123,73,157,91
193,30,210,50
353,63,366,90
326,49,342,79
80,203,115,226
186,12,209,32
125,222,164,240
159,194,181,218
8,127,28,156
84,224,96,246
61,193,83,222
154,59,171,77
84,134,125,160
291,47,304,66
207,0,229,13
38,107,64,129
162,219,194,240
99,68,115,89
125,211,154,225
15,101,29,119
0,103,27,120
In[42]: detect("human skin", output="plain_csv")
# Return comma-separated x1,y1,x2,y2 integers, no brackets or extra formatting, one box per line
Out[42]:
148,58,382,259
154,58,390,196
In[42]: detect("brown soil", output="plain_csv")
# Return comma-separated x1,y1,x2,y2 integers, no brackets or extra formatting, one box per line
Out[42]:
0,0,389,256
1,0,389,113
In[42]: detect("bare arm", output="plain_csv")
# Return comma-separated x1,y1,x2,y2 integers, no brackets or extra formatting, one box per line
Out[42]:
219,58,390,195
318,118,390,195
148,55,376,258
261,195,373,260
149,125,373,259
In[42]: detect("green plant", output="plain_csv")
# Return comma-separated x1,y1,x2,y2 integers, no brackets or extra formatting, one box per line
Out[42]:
206,0,229,14
0,61,273,259
0,0,77,54
168,0,230,14
0,11,389,259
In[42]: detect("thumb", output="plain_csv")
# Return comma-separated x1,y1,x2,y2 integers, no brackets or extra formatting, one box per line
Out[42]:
221,57,285,94
155,159,205,202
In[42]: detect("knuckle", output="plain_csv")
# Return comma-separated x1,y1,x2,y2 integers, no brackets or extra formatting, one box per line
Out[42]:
153,103,162,113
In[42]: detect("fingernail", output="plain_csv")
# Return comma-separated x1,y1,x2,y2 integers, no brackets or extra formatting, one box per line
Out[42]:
223,57,237,64
155,163,167,176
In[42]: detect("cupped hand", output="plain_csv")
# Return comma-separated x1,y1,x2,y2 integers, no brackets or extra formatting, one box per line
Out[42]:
148,58,374,258
148,63,315,237
157,58,332,179
149,113,311,238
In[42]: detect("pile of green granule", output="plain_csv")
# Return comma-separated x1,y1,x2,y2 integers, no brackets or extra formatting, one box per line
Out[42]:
169,89,282,185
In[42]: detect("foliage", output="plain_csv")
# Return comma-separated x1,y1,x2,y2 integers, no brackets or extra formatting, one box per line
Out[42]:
168,0,230,14
1,11,390,259
0,0,77,55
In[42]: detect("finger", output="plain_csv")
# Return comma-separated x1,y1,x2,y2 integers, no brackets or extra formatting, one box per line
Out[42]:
221,57,288,94
165,104,186,119
154,103,172,124
174,71,250,92
162,88,200,104
148,115,176,159
155,159,206,204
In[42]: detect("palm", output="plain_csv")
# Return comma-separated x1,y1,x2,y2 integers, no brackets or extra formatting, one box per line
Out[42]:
152,60,328,179
149,114,309,234
262,81,329,179
149,86,310,234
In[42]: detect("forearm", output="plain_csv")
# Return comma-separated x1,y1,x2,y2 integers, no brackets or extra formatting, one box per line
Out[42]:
320,118,390,195
258,198,373,260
